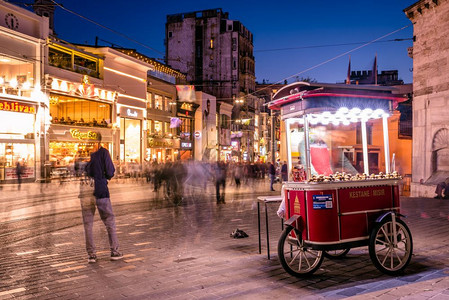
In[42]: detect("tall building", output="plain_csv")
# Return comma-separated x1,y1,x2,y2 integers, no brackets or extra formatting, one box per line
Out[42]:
165,8,255,103
165,8,258,161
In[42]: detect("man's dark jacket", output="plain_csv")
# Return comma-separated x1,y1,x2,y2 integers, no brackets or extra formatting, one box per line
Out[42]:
86,147,115,198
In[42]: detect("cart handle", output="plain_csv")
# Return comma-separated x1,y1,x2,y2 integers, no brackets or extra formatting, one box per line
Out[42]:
284,215,301,226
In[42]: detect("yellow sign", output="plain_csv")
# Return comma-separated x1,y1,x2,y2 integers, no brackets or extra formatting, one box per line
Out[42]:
70,129,99,140
0,100,36,114
294,195,301,214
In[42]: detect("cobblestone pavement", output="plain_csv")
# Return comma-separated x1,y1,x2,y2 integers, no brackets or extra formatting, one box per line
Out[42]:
1,180,449,299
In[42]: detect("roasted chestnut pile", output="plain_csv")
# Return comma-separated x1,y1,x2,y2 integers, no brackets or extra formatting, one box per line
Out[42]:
307,171,402,183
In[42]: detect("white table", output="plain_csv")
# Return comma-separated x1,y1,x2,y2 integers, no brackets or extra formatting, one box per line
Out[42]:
257,195,283,260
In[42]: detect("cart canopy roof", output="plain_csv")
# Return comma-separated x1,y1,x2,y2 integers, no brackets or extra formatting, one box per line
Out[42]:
268,82,407,118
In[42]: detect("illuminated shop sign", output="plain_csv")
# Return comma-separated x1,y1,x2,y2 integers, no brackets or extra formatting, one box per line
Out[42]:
148,138,174,148
70,129,100,140
119,106,143,119
0,100,36,114
181,141,192,148
127,108,138,117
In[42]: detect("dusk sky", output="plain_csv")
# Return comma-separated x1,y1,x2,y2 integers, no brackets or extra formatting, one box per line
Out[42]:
47,0,416,84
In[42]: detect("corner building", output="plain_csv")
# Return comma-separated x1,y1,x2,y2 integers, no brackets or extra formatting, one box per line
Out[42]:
0,2,47,183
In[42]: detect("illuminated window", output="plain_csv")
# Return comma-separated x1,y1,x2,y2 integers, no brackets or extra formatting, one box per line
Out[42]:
49,94,111,127
210,38,214,49
48,45,100,78
0,55,35,97
154,94,162,110
48,47,72,70
164,122,171,135
154,121,162,135
164,97,170,111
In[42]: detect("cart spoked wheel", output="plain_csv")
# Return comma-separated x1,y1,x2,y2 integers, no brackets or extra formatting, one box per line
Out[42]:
278,226,324,277
323,248,350,259
369,217,413,275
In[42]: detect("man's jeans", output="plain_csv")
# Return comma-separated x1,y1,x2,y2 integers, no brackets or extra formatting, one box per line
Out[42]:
80,196,119,256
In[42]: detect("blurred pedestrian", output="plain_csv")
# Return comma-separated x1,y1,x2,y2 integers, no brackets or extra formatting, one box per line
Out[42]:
233,162,242,189
269,162,276,191
281,161,288,182
81,138,123,263
215,161,227,204
16,160,23,190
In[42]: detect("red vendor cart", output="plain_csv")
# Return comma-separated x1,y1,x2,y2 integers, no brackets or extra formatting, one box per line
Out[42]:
268,82,413,277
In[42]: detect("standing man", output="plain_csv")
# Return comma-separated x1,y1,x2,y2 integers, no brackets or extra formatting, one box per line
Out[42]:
269,162,276,191
81,137,123,263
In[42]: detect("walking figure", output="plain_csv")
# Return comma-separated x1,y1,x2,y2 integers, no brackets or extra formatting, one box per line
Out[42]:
16,160,24,190
215,161,227,204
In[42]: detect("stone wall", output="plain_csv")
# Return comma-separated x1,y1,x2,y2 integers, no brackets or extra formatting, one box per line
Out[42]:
405,0,449,195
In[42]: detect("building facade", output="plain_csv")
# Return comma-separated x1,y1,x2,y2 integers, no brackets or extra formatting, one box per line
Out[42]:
405,0,449,196
145,55,185,163
165,8,255,103
44,39,117,180
0,1,48,183
165,8,258,162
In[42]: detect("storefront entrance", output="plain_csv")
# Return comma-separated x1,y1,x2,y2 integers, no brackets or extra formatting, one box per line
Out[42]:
120,117,141,163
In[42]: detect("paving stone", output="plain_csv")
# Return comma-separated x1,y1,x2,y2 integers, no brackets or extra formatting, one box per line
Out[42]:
2,182,449,298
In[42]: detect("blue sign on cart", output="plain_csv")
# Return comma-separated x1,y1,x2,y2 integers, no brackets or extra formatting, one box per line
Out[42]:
313,194,333,209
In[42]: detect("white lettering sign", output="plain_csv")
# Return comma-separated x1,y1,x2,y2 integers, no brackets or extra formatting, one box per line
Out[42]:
127,109,138,117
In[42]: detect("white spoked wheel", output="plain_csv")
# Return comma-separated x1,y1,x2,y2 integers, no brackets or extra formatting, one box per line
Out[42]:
278,226,324,277
324,248,350,259
369,217,413,275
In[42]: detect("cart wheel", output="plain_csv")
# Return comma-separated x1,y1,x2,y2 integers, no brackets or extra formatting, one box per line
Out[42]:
369,217,413,275
323,248,350,259
277,226,324,277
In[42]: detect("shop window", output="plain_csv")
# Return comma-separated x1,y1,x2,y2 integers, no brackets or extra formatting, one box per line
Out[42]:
166,97,174,112
48,45,100,79
49,94,111,127
0,55,35,97
0,143,35,169
154,94,162,110
74,55,97,76
164,122,171,137
121,118,141,163
146,92,152,109
154,121,162,136
164,97,170,111
48,47,72,70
